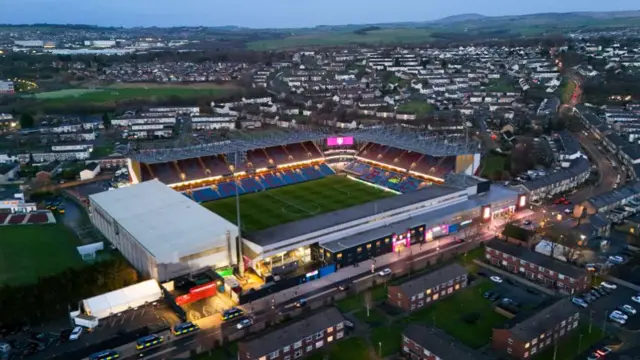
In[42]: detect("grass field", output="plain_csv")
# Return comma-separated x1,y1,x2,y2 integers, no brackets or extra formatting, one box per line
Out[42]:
403,280,506,349
247,28,433,50
202,176,395,231
397,100,433,117
0,224,84,285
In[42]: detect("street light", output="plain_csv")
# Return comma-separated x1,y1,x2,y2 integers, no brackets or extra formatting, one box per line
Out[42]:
378,342,382,357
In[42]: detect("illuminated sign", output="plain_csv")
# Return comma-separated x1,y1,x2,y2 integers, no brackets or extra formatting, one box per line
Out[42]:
306,270,319,277
460,220,473,226
327,136,354,146
483,207,491,220
519,195,527,207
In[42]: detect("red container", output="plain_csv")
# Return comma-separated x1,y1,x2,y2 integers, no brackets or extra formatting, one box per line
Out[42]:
175,282,217,306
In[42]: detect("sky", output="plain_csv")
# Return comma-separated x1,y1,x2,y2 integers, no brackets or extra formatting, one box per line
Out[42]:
0,0,638,28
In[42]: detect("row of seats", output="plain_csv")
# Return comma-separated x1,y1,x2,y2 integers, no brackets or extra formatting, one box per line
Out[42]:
0,212,51,225
141,141,325,185
358,143,456,178
344,161,425,193
188,164,336,202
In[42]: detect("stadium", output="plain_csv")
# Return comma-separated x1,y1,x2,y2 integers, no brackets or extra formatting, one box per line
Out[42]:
90,127,525,302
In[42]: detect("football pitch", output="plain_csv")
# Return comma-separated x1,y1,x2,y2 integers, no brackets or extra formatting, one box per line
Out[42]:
202,176,396,231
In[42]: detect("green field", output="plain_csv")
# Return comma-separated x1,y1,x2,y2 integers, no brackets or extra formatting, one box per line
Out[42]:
27,86,234,105
202,176,395,231
247,28,433,50
397,100,433,118
0,224,84,285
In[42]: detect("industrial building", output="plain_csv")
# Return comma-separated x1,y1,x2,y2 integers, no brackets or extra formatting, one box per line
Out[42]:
88,179,239,281
0,81,14,94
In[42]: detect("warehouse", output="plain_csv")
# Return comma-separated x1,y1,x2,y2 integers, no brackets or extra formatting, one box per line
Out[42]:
89,179,239,281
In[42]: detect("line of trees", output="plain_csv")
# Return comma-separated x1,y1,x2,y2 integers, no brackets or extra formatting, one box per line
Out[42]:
0,257,139,328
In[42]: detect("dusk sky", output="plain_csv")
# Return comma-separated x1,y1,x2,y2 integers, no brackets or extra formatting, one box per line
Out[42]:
0,0,638,28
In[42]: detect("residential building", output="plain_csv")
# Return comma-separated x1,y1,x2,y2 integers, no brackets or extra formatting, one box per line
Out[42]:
402,324,491,360
80,162,101,181
238,308,345,360
485,239,590,294
387,263,467,311
492,299,579,359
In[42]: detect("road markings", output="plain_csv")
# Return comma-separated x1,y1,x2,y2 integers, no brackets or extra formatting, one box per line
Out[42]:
144,347,177,359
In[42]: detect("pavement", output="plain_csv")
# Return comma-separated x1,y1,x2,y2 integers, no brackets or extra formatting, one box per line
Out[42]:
573,131,621,203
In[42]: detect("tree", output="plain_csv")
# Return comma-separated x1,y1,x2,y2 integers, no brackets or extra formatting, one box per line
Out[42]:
102,112,112,129
363,291,372,317
19,113,34,128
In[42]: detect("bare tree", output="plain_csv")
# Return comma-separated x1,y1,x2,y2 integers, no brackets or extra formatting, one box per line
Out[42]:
363,291,373,317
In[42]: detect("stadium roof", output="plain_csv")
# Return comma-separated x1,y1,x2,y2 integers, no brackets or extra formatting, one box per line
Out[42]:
89,179,237,263
127,126,480,164
244,185,464,248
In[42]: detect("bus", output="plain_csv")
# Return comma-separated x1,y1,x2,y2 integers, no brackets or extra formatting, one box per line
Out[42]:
89,350,120,360
172,322,199,336
135,334,164,350
221,307,244,321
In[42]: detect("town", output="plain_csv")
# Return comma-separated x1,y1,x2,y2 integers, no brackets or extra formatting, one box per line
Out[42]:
1,10,640,360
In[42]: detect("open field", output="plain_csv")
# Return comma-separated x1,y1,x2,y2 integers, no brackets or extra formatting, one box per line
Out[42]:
0,224,84,285
203,176,395,231
247,28,433,50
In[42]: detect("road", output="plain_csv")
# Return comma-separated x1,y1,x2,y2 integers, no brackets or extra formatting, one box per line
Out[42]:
571,132,621,203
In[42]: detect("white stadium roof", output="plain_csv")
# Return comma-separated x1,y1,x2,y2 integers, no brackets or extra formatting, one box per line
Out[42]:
82,279,162,319
89,179,237,263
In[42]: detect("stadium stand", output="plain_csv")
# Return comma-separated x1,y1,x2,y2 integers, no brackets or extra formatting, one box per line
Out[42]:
344,161,426,193
26,212,48,224
201,155,231,176
0,212,9,225
7,214,25,224
177,158,207,181
247,148,272,169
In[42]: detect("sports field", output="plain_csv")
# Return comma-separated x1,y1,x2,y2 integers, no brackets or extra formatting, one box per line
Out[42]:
202,176,395,231
0,224,84,285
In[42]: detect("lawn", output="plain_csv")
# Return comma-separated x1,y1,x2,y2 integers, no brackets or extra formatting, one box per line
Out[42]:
247,28,433,50
307,337,374,360
536,325,603,360
480,152,508,178
336,285,388,313
353,307,388,326
397,100,433,118
370,323,405,357
192,342,238,360
0,224,85,285
403,280,507,349
203,176,395,231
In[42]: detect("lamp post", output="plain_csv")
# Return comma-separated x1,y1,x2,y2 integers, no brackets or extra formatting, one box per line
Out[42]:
378,342,382,358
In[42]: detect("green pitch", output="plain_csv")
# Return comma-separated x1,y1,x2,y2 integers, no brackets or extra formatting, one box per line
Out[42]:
202,176,396,231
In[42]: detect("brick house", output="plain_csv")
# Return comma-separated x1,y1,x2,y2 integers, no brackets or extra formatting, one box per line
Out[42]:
387,263,467,312
402,324,492,360
492,299,580,359
238,308,345,360
485,239,590,295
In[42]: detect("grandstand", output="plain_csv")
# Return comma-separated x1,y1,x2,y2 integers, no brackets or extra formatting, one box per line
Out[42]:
126,127,481,203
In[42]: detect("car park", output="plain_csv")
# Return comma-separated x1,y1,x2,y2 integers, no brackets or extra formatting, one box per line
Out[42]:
609,313,626,325
631,295,640,303
611,310,628,320
490,276,503,283
589,290,601,298
592,287,607,296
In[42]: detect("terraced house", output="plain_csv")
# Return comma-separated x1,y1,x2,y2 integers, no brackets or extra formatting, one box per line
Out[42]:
485,239,590,295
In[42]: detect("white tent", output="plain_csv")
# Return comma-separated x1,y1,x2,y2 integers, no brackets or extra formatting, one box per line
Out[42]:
82,280,162,319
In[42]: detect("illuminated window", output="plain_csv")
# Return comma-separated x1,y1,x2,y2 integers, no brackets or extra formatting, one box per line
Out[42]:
385,238,390,243
525,343,530,349
367,244,372,249
376,241,381,247
357,247,362,253
337,253,343,259
426,289,431,295
455,284,460,290
433,294,439,300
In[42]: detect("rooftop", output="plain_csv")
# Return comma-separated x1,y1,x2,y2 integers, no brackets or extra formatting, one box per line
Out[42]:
587,181,640,210
403,324,491,360
520,158,590,192
239,307,344,357
321,184,519,252
246,184,463,248
392,263,467,296
506,298,577,341
89,179,237,263
486,239,587,280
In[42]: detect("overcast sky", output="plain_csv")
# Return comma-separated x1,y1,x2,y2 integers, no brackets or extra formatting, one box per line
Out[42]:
0,0,638,28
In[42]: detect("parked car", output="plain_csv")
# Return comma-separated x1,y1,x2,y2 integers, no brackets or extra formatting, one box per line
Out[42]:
523,220,532,226
571,297,588,308
631,295,640,304
601,282,617,290
611,310,628,320
338,283,351,291
295,299,307,308
608,255,625,264
68,327,83,341
378,268,392,276
490,276,503,283
621,304,636,315
609,314,626,325
236,318,253,330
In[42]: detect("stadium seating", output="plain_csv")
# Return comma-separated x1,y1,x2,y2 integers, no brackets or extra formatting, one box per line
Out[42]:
7,214,25,224
345,160,424,194
191,187,221,202
0,213,9,225
318,164,335,176
247,149,272,169
177,158,207,181
201,155,232,176
149,162,182,184
217,181,239,198
265,146,290,164
26,213,48,224
301,166,323,181
241,177,264,193
261,172,286,188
